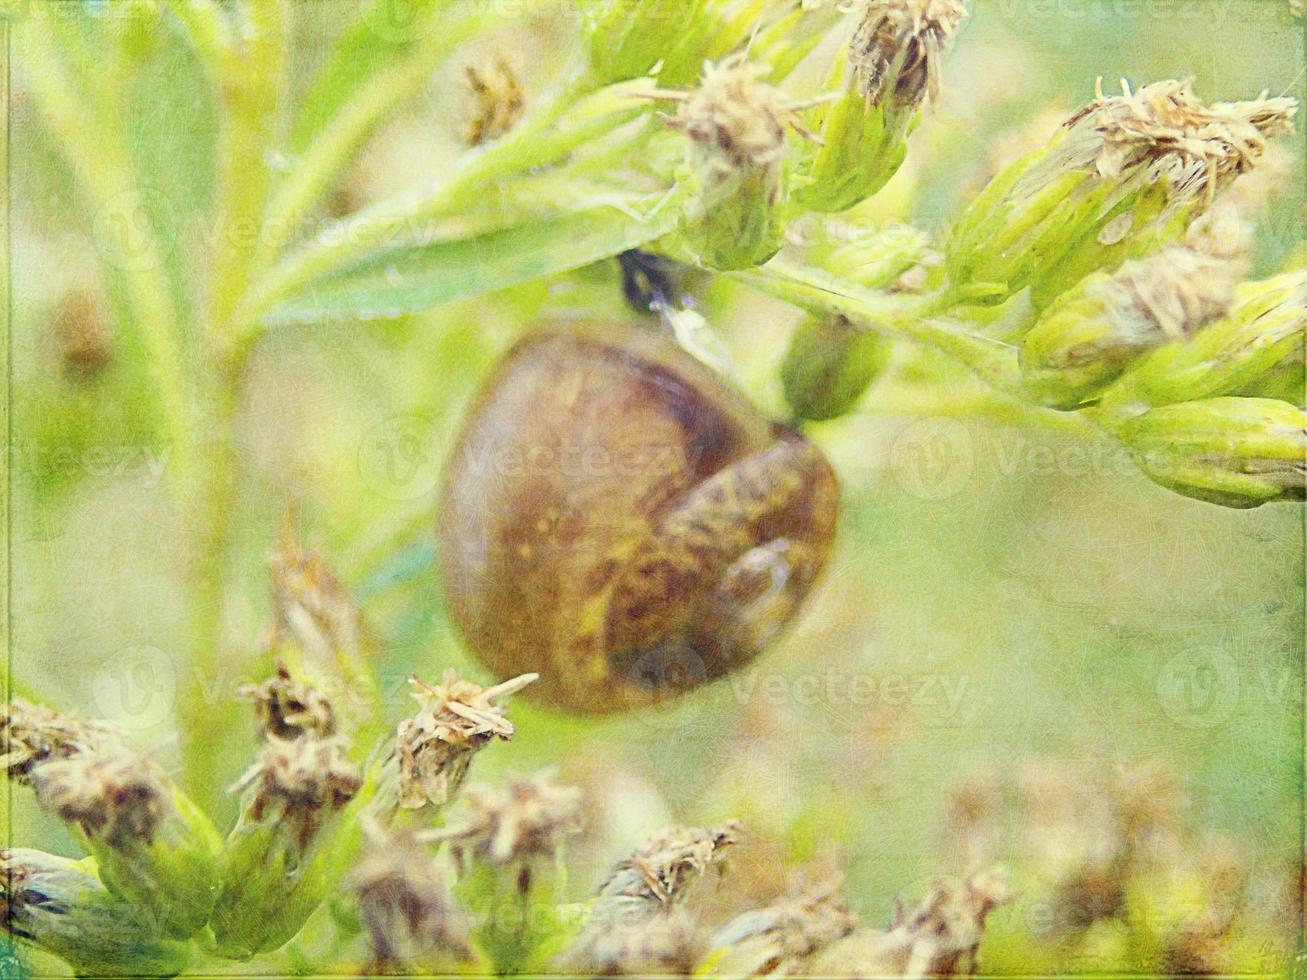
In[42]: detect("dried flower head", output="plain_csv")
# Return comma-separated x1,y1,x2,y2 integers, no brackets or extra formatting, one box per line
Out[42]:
353,824,470,969
238,662,336,739
849,0,968,108
566,904,700,977
811,869,1013,977
466,59,524,147
31,748,168,848
1041,78,1297,208
269,522,365,661
394,669,536,810
709,874,859,976
53,289,112,378
597,821,741,907
430,770,582,868
665,57,814,174
229,735,361,849
0,699,123,785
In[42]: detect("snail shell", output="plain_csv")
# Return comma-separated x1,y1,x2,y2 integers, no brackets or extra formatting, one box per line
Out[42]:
438,321,840,713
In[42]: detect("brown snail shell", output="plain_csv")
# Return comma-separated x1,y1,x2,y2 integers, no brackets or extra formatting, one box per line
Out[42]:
438,321,840,713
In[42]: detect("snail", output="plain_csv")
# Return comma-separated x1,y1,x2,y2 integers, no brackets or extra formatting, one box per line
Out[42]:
438,321,840,713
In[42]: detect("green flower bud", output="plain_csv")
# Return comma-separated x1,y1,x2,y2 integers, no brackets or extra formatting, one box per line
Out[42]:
1101,270,1306,410
582,0,709,87
1020,246,1239,409
783,315,892,420
1111,397,1306,508
209,734,362,958
29,749,221,940
946,79,1297,309
662,58,813,270
428,771,582,973
796,0,967,213
706,876,857,977
1,849,191,977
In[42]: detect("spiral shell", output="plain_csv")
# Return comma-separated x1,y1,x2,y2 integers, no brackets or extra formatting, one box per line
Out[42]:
438,322,839,713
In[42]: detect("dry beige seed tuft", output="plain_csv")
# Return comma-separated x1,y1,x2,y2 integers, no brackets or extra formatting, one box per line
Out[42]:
429,770,582,867
238,662,336,739
229,735,361,849
394,670,536,810
848,0,969,107
31,749,168,848
0,699,124,785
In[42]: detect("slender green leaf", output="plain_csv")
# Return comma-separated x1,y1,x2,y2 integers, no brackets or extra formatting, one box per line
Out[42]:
261,198,684,325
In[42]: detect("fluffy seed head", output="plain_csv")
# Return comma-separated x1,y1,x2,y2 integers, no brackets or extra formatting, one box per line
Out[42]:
0,699,123,785
710,874,859,974
849,0,969,107
32,749,168,848
239,662,336,739
230,735,361,848
394,670,536,810
1039,78,1297,206
431,770,582,867
668,58,808,173
597,821,741,907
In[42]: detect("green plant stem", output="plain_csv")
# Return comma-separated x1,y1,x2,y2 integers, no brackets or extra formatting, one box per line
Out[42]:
733,258,1022,390
165,0,231,77
236,76,644,332
205,0,289,353
20,20,197,499
252,7,499,275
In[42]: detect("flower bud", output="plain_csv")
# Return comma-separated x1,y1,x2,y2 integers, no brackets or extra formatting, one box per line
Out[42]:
706,875,858,977
1101,270,1306,410
663,58,811,270
807,869,1013,977
209,734,362,958
567,822,739,974
392,670,537,812
946,79,1297,309
1020,245,1239,409
427,771,582,973
29,748,222,940
583,0,709,86
352,824,471,972
796,0,968,213
0,698,122,785
782,315,892,420
1,848,191,977
1111,397,1306,508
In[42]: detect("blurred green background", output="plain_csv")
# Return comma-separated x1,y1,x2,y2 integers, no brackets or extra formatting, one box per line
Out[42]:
7,0,1305,957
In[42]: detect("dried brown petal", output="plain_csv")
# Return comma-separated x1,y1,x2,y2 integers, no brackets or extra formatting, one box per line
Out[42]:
238,662,336,739
849,0,968,108
31,748,168,848
0,699,123,785
229,735,361,850
394,670,536,810
427,770,582,867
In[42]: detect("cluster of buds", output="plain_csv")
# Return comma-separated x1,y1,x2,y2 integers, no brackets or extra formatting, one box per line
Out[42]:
209,664,362,958
946,79,1297,310
706,874,859,976
392,669,537,811
798,0,968,212
941,760,1283,973
1,700,220,947
567,822,739,973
